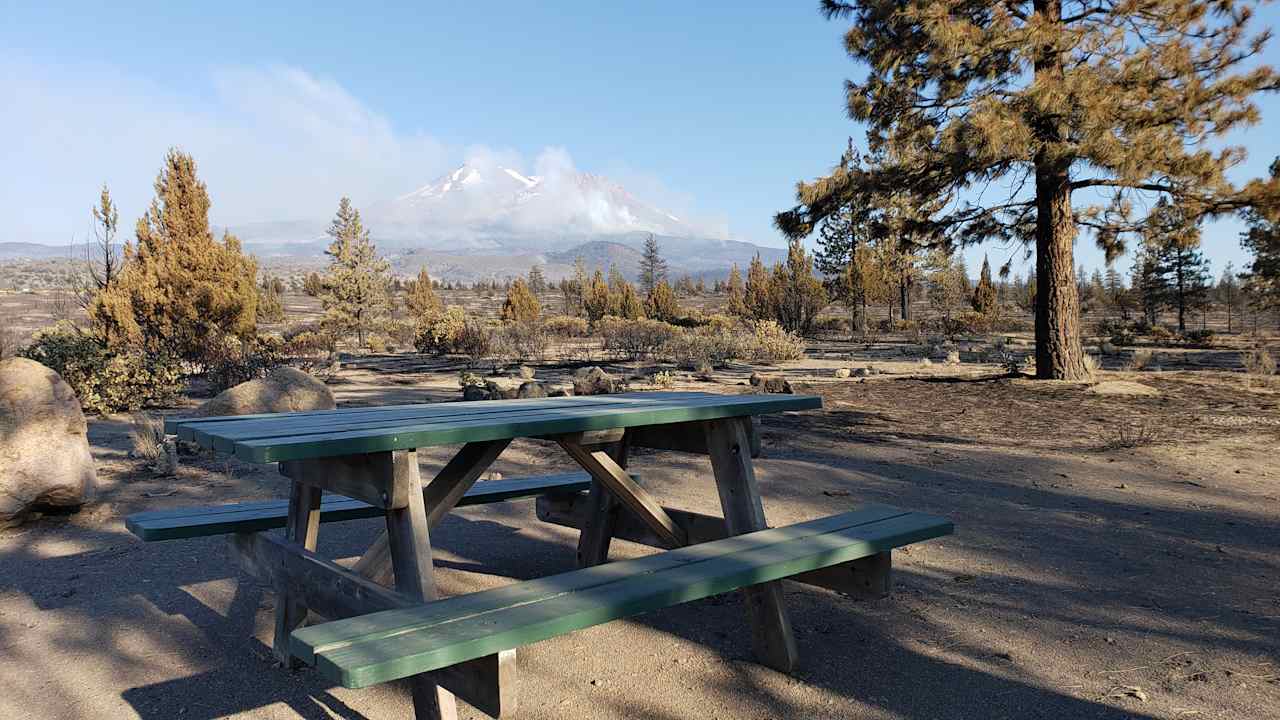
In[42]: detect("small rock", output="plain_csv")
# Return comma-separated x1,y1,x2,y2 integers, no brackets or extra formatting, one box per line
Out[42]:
516,365,536,380
516,381,547,399
834,368,851,379
749,373,792,394
484,378,522,400
853,367,871,378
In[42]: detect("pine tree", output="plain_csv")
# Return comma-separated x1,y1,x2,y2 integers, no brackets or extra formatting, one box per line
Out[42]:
257,276,286,323
1131,246,1170,325
405,268,443,319
527,265,548,295
777,0,1278,379
1241,158,1280,312
639,234,667,297
769,239,828,333
743,254,772,320
1103,265,1131,320
320,197,390,348
646,280,681,322
583,269,611,323
1143,200,1211,332
973,255,998,316
725,264,747,317
302,272,324,297
79,184,122,311
501,277,541,323
90,149,258,363
1218,263,1241,333
611,280,645,320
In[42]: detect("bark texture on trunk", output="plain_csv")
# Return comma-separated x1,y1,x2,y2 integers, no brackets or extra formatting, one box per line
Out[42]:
1033,162,1089,380
1031,0,1089,381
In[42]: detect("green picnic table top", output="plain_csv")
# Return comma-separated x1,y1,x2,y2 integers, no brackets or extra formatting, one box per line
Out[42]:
167,391,822,464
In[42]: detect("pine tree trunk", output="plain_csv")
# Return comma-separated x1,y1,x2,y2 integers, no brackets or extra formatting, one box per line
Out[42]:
1033,161,1088,380
900,277,910,321
1031,0,1088,381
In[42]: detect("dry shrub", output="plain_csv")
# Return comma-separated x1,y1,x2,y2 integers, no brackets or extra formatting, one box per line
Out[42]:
205,334,287,392
414,306,467,355
651,370,677,388
1126,349,1154,371
20,325,183,414
598,316,678,359
455,320,495,366
497,321,550,363
663,330,749,369
1243,346,1276,376
1101,421,1160,450
751,320,805,363
543,314,589,338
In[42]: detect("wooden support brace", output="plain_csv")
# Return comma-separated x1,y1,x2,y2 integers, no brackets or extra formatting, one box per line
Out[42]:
272,480,322,667
559,438,688,549
704,416,798,673
353,439,511,587
229,531,518,717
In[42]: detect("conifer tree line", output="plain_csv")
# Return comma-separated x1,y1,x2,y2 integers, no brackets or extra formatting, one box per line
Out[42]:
776,0,1280,379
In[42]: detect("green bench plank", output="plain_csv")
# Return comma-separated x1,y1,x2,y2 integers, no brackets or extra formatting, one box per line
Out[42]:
125,473,593,541
291,506,952,688
228,394,822,464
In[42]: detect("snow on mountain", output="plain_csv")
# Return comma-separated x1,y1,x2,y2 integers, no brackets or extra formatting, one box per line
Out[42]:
365,162,708,247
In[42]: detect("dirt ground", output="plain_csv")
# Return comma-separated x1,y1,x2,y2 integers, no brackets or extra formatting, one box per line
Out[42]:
1,354,1278,719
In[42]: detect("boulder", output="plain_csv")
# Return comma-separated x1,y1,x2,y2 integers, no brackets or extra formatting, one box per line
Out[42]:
462,385,489,402
0,358,96,526
192,366,335,418
484,378,523,400
834,368,852,379
516,381,548,399
749,373,793,394
573,367,621,396
516,365,537,380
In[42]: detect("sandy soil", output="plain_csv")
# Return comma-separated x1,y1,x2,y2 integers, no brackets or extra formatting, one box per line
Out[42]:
1,358,1278,720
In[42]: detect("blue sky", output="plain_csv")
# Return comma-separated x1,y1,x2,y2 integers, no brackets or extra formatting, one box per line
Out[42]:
3,1,1278,279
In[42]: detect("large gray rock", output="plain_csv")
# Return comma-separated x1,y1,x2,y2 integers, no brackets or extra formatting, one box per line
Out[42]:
193,366,335,418
573,367,622,396
0,358,96,526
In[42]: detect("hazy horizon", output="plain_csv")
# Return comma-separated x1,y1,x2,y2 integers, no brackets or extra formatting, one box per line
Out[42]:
5,2,1280,278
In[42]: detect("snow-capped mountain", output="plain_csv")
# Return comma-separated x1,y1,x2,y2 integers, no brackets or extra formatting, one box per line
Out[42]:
229,162,786,282
364,162,706,248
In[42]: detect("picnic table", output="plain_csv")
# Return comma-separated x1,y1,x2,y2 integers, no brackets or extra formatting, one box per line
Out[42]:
127,391,952,719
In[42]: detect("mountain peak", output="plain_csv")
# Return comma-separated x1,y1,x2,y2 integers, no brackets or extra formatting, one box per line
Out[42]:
370,162,706,243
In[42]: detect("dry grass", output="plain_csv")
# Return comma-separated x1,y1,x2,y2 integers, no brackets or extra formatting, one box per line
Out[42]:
1243,346,1276,376
1100,421,1161,450
127,412,166,461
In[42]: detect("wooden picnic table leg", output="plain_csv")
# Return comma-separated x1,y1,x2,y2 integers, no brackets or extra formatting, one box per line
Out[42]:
704,416,800,673
383,449,459,720
272,478,322,667
574,434,629,567
353,439,511,587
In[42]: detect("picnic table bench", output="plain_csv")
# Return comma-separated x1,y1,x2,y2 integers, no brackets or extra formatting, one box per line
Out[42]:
129,391,953,719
